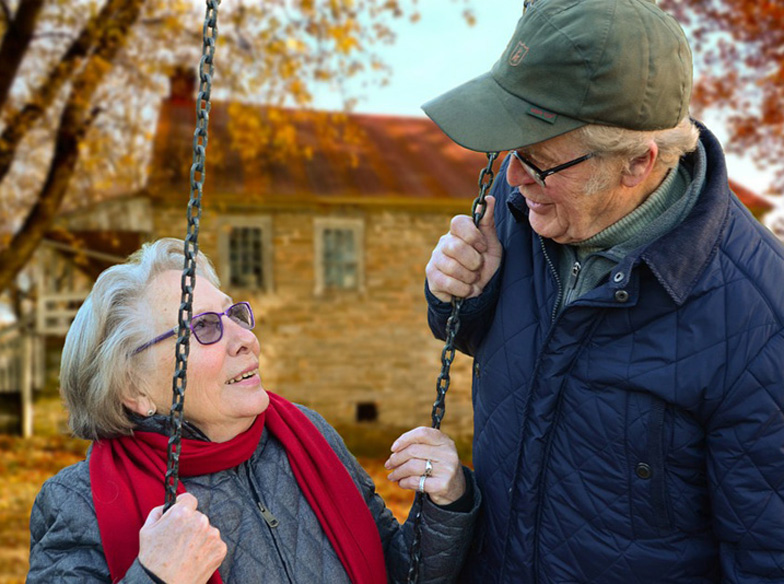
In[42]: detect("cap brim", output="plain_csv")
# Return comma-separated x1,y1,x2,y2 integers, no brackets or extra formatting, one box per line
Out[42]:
422,72,586,153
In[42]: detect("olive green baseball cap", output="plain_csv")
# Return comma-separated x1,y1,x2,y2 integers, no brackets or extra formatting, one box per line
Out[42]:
422,0,692,152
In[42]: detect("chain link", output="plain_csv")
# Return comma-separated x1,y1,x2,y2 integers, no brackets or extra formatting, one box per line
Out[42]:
164,0,220,513
406,151,498,583
160,1,496,566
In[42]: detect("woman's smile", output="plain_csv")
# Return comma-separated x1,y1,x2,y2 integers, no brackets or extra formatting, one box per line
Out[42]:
226,367,260,386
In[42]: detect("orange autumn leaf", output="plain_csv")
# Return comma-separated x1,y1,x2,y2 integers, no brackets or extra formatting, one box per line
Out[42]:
659,0,784,193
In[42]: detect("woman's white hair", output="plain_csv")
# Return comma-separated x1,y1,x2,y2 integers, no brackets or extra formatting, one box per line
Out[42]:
60,238,220,440
575,116,700,194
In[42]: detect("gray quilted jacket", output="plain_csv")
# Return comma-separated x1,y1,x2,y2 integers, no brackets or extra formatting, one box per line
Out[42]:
28,406,479,583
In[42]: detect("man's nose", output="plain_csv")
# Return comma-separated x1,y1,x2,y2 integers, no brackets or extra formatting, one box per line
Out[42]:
506,153,537,187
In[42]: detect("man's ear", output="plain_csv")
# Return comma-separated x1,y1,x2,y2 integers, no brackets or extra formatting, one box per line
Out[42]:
621,141,659,188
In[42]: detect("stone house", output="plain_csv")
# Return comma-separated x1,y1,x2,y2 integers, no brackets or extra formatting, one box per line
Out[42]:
137,76,490,440
1,74,491,439
0,71,775,440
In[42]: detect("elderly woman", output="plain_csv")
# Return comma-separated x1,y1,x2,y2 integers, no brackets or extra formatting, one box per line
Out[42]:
28,238,479,584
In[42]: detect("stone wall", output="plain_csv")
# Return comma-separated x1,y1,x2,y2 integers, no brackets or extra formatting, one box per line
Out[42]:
153,202,476,441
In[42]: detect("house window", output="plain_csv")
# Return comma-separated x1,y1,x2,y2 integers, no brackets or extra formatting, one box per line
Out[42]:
314,218,364,294
217,216,273,291
356,402,378,423
324,229,357,288
229,227,264,288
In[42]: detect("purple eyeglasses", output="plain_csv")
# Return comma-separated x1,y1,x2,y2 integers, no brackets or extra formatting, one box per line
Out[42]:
133,301,255,355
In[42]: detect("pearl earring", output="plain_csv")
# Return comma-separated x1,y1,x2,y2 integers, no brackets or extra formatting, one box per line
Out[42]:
147,407,156,417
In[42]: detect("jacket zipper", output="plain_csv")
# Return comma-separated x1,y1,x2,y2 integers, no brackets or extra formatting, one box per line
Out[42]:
571,261,582,286
499,236,565,581
563,260,582,309
539,236,562,323
257,502,280,528
242,462,293,583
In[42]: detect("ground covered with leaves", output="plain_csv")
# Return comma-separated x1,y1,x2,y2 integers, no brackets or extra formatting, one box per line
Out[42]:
0,435,89,583
0,434,413,583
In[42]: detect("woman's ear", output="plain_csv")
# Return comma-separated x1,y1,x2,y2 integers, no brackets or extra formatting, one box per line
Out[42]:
621,141,659,188
122,392,156,417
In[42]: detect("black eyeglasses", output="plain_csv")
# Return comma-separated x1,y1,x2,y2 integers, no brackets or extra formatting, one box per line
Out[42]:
510,149,594,187
133,301,255,355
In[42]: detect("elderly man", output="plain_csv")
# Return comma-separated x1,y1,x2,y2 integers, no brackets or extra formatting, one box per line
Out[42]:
423,0,784,582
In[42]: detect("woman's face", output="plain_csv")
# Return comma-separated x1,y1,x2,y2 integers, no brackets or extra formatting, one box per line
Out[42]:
133,270,268,442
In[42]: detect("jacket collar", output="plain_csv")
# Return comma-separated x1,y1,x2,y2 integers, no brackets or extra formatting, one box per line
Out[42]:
131,412,212,441
639,122,729,305
507,121,730,306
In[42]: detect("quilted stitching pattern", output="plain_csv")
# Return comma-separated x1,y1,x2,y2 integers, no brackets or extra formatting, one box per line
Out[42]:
28,407,480,583
428,127,784,583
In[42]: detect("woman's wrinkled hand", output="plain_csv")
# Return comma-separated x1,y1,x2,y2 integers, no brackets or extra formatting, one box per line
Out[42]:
384,427,466,506
138,492,227,584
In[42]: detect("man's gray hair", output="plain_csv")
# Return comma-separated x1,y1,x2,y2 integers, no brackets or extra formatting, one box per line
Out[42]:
578,116,700,170
60,238,220,440
575,117,700,194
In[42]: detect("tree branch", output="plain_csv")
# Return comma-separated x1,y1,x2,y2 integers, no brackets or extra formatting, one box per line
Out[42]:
0,0,11,29
0,0,146,294
0,0,46,108
0,0,137,187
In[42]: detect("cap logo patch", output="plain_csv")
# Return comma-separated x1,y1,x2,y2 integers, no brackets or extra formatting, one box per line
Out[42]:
527,106,558,124
508,42,529,67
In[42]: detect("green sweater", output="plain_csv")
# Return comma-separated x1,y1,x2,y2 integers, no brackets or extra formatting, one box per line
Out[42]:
556,158,701,313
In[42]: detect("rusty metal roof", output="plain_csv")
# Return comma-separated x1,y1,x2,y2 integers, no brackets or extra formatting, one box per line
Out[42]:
147,99,490,208
728,179,773,217
147,96,771,215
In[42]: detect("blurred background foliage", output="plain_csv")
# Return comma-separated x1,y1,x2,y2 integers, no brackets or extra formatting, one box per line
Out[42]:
659,0,784,191
0,0,474,294
1,1,782,581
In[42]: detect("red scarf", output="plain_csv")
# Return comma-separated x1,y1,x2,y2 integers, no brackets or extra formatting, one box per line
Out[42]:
90,392,386,583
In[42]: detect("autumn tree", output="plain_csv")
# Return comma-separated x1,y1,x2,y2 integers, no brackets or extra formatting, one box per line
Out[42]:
0,0,473,296
659,0,784,193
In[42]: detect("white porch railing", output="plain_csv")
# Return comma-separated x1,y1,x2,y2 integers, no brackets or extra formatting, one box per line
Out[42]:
36,291,88,336
0,321,44,437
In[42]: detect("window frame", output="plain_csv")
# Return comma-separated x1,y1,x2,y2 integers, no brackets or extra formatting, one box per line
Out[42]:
313,217,365,295
216,215,274,293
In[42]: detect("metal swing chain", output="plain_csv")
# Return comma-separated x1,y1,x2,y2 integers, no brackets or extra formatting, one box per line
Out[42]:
164,0,220,512
406,151,498,583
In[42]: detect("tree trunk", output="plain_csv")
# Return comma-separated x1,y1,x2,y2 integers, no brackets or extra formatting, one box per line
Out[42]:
0,0,140,186
0,0,146,294
0,0,45,109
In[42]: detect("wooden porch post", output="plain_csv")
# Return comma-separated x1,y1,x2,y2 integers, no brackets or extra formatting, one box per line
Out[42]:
21,331,33,438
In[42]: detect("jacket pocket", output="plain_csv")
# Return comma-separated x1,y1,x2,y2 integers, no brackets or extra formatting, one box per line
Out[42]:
644,397,671,530
628,393,672,536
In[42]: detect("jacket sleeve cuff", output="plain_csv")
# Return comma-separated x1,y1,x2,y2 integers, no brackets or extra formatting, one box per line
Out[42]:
423,466,481,521
424,280,453,316
426,269,503,356
430,466,475,514
425,269,503,319
122,559,164,583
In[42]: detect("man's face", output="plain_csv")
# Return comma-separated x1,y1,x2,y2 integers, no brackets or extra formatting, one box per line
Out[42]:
506,132,626,244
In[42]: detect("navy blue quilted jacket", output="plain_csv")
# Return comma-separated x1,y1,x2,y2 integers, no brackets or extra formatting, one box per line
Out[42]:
427,124,784,583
